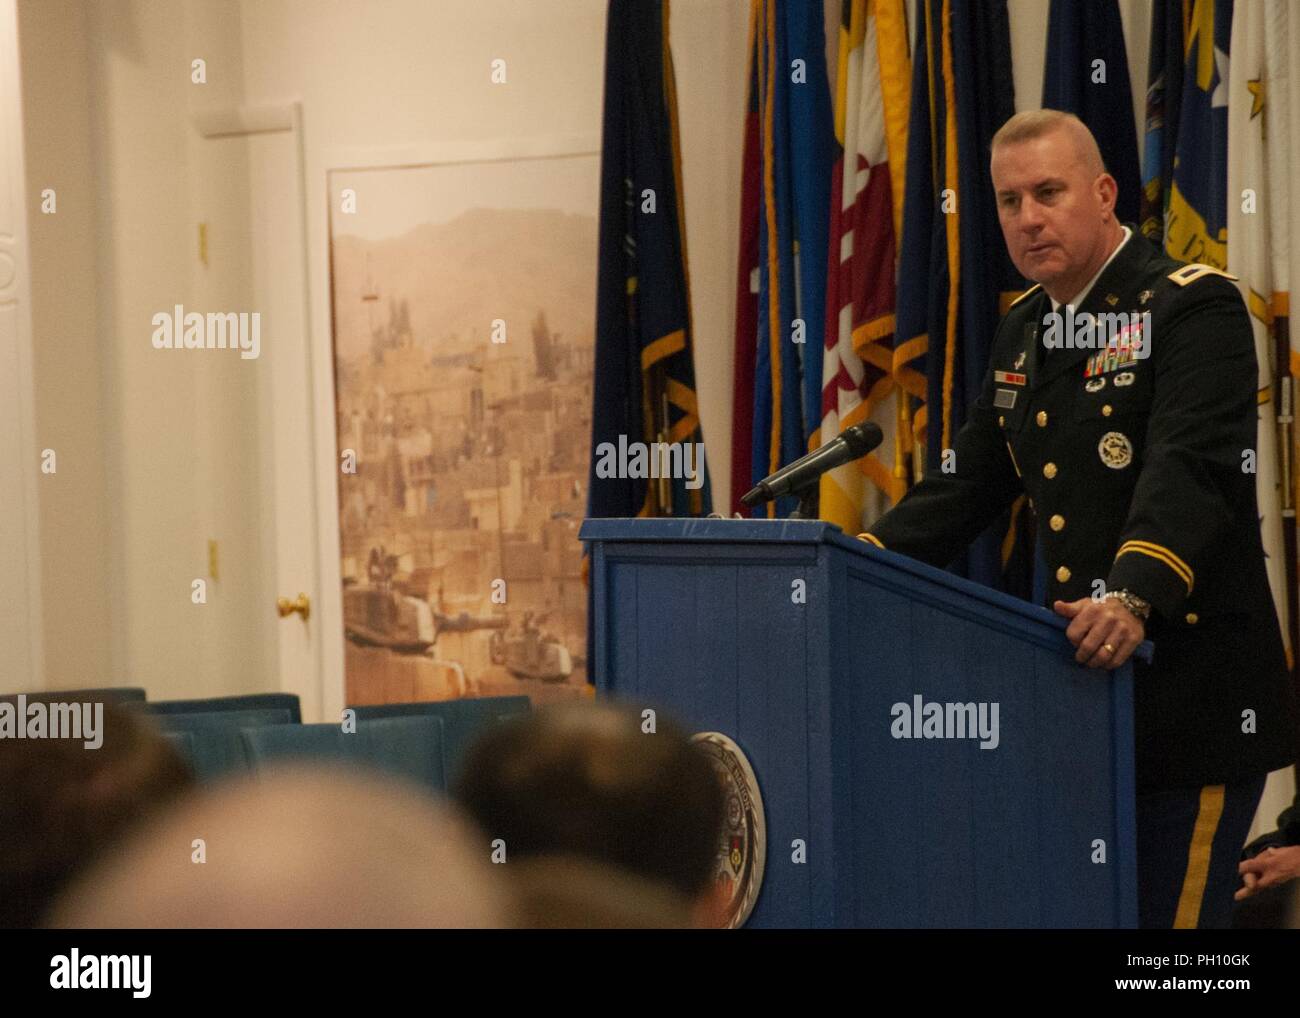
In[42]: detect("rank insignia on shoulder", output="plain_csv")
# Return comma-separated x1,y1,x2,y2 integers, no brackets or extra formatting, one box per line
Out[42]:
994,370,1027,386
1168,263,1239,286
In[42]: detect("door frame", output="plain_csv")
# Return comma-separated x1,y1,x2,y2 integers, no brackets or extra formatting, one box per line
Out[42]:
193,100,332,721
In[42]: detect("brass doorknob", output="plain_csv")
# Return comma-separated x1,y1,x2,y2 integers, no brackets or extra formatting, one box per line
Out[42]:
277,593,311,621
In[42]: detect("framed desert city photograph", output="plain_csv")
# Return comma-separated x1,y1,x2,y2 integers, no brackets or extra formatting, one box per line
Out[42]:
326,142,599,707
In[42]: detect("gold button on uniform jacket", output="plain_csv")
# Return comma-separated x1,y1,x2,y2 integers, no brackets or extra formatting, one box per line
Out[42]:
865,232,1296,792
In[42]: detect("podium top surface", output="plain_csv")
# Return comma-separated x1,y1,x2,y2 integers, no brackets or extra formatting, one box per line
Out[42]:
580,517,1153,664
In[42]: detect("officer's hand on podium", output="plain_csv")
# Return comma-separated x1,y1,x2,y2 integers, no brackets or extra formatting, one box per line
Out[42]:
1052,597,1145,670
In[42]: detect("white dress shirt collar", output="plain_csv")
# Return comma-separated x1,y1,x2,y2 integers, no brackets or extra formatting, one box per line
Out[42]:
1048,225,1133,313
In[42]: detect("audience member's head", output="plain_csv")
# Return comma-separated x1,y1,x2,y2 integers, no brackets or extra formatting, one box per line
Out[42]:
453,700,726,926
0,700,194,928
506,855,697,928
50,765,511,928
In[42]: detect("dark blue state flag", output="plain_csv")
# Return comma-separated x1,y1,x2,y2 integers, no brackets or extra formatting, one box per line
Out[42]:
585,0,712,682
1139,0,1186,242
1042,0,1143,225
896,0,1027,593
1166,0,1232,269
587,0,712,522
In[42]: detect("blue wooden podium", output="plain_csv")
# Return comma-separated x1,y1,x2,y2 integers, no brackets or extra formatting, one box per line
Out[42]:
579,518,1141,928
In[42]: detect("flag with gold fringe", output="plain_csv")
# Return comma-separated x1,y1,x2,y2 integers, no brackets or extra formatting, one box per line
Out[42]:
588,0,712,521
817,0,912,536
1139,0,1186,242
731,0,837,518
895,0,1025,590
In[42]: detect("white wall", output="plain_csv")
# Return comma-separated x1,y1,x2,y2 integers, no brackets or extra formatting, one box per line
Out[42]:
18,0,104,691
19,0,269,697
0,0,44,689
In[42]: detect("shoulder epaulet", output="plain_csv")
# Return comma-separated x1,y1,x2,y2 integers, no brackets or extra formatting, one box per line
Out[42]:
1007,284,1042,309
1167,263,1238,287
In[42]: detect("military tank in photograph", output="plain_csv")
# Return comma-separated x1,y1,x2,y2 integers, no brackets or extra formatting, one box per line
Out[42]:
344,545,505,654
489,610,573,682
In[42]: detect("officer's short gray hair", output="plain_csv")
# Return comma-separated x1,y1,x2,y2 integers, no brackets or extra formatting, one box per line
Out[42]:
991,109,1106,175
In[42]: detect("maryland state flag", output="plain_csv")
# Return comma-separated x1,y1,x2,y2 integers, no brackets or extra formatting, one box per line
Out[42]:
1139,0,1187,242
730,0,837,518
817,0,912,536
1166,0,1231,268
588,0,711,520
1042,0,1142,225
896,0,1025,590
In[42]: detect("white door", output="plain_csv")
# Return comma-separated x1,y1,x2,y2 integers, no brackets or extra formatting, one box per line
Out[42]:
192,104,332,722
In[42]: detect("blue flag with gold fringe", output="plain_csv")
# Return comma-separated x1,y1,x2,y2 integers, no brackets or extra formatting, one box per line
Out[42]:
588,0,712,521
737,0,836,518
896,0,1025,592
1166,0,1231,268
1139,0,1186,243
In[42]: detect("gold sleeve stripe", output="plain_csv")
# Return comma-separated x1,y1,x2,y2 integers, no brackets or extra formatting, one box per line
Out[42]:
858,533,885,550
1119,539,1194,586
1115,540,1194,593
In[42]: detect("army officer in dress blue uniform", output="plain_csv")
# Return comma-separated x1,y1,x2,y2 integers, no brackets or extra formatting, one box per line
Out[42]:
859,110,1296,929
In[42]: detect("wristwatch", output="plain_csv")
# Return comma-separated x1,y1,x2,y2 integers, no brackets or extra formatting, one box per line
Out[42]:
1104,588,1151,621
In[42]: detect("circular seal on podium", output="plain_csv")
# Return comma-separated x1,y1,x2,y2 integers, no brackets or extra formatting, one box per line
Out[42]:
692,732,766,928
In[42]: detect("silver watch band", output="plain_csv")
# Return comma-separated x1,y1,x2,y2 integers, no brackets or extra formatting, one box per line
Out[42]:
1104,588,1151,621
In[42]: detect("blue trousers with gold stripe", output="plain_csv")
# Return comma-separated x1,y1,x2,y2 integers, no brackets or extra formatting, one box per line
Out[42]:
1137,776,1266,929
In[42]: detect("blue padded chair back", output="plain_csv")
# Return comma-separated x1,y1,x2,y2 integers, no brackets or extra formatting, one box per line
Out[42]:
240,716,446,793
348,696,530,784
0,686,146,705
143,693,302,724
162,730,197,773
151,708,293,782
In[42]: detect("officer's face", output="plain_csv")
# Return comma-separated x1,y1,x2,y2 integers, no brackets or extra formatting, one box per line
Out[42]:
991,128,1118,298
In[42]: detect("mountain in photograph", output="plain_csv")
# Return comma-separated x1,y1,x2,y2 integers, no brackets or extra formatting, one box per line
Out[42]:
333,206,598,360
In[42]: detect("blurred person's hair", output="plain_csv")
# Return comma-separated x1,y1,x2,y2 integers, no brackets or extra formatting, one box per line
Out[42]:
508,855,696,928
0,700,194,927
50,764,512,928
453,700,724,903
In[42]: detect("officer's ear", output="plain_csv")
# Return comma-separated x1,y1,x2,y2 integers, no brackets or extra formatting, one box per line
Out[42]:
1094,172,1118,221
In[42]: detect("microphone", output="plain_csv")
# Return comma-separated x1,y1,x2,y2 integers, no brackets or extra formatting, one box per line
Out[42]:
740,422,883,507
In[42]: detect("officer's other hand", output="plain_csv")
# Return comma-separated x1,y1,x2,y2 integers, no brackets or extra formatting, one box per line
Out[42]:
1235,845,1300,900
1052,597,1144,669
